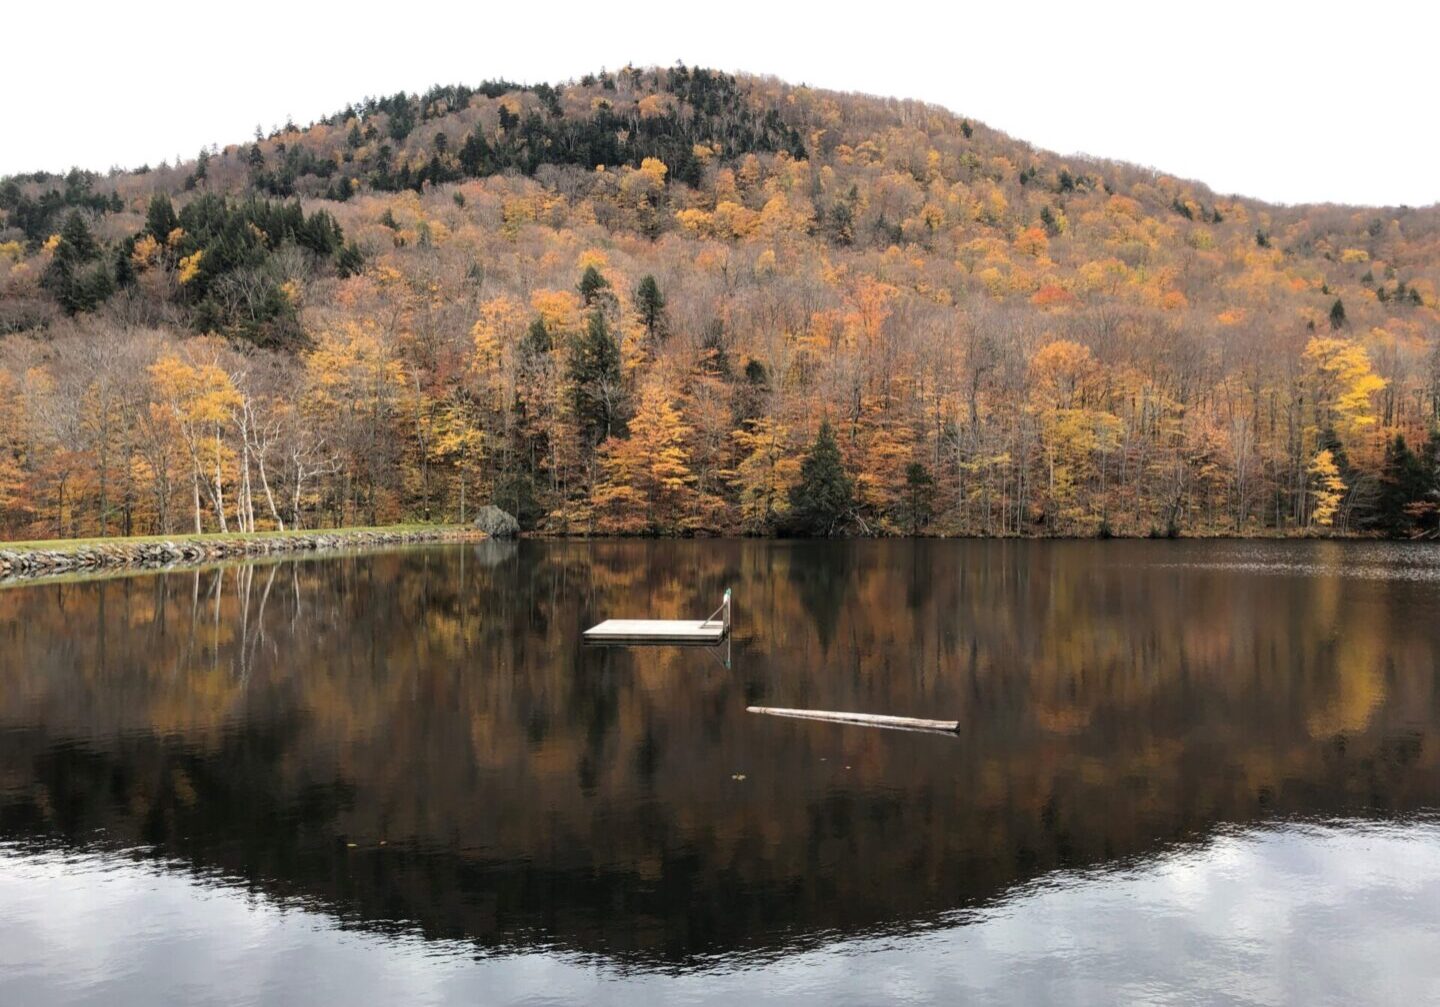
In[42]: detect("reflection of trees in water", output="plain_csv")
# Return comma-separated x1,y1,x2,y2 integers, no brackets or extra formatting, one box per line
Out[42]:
784,541,851,650
0,541,1436,966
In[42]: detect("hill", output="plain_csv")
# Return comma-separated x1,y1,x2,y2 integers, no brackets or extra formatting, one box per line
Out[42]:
1,65,1438,539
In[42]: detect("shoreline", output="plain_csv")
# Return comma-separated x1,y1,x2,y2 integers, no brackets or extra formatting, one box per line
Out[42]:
3,526,1430,585
0,526,486,583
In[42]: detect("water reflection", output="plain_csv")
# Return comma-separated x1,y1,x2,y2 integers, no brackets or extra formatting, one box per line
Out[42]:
3,820,1438,1005
0,540,1437,986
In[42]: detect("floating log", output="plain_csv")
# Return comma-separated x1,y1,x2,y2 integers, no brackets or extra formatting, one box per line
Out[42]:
745,706,959,734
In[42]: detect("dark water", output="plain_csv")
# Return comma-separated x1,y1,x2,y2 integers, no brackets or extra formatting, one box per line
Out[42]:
1,539,1438,1005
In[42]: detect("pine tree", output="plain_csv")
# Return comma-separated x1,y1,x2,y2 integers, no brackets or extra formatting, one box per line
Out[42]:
43,212,110,314
458,129,492,176
522,317,552,357
577,265,610,307
569,310,623,446
635,275,666,340
827,198,855,246
1375,433,1429,537
57,210,98,263
788,421,855,536
145,194,178,242
337,240,365,278
1329,297,1347,330
900,461,936,535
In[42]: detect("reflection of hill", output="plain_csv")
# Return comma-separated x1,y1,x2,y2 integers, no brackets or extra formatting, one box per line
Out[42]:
0,541,1436,966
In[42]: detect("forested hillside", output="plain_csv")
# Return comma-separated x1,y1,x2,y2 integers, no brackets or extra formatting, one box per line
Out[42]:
2,65,1438,539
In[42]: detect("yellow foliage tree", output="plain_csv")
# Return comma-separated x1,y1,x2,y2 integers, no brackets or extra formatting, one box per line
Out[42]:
177,250,204,285
529,289,580,333
1308,449,1346,528
149,350,242,533
1302,336,1386,447
731,416,800,532
591,380,697,532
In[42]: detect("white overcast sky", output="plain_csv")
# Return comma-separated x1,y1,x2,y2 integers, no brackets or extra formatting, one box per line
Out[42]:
5,0,1436,207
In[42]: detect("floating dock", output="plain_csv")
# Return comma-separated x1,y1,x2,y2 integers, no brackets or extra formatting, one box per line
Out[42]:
584,589,731,645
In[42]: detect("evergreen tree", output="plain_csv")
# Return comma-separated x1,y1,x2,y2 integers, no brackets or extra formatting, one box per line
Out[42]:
522,316,552,357
788,421,855,536
577,264,610,306
569,310,624,446
112,240,136,288
1418,429,1440,536
145,194,178,242
336,240,365,278
900,461,936,535
1329,297,1347,330
42,212,111,314
1375,433,1429,537
823,200,852,247
57,210,98,262
635,275,666,340
458,129,492,176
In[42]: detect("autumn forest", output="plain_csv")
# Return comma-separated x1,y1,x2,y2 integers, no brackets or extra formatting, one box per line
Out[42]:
3,66,1439,540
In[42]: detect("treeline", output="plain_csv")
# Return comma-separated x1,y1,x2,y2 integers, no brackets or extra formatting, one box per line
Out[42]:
0,169,122,244
243,65,804,200
2,260,1435,541
2,67,1439,539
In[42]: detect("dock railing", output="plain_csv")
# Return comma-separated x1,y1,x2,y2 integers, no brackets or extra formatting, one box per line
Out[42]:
703,589,732,634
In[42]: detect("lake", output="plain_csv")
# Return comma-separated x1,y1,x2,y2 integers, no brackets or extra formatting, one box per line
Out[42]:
1,539,1437,1005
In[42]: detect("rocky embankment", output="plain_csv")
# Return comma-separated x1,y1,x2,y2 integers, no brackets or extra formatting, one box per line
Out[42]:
0,527,484,582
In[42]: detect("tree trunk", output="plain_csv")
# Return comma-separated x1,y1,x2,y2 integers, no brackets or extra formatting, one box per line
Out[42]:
257,452,284,531
192,469,202,534
214,425,228,533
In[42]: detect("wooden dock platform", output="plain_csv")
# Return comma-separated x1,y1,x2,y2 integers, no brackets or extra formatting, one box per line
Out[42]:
584,590,731,645
746,706,959,734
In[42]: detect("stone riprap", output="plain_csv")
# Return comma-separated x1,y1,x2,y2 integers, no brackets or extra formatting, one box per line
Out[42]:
0,527,484,583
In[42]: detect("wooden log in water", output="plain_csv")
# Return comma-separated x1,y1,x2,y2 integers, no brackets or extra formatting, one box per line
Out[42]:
745,706,959,734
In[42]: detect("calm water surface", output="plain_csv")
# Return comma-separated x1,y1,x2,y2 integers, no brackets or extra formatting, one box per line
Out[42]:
0,539,1437,1005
